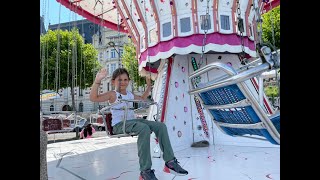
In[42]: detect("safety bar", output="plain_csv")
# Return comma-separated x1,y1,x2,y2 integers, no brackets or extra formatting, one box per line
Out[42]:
98,99,159,138
204,99,250,110
188,60,280,144
215,121,265,129
188,62,270,95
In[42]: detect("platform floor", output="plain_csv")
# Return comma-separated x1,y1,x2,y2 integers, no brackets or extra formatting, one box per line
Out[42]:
47,137,279,180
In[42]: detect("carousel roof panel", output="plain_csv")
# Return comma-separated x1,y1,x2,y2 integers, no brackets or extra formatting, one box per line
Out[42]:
58,0,126,32
57,0,279,32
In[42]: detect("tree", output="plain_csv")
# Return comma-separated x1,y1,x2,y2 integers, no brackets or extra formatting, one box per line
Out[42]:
121,42,146,91
262,6,280,49
40,29,100,110
264,85,279,105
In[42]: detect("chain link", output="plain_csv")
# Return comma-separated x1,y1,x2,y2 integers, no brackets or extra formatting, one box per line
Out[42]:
237,0,246,65
144,0,153,99
199,0,210,68
117,3,121,67
253,0,263,45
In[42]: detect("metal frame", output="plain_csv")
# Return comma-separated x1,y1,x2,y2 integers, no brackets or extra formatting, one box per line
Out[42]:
188,47,280,144
98,99,159,138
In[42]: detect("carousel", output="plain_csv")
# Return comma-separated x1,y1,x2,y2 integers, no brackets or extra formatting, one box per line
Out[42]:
44,0,280,179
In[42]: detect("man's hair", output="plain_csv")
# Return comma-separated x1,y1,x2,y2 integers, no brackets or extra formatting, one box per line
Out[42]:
112,68,130,80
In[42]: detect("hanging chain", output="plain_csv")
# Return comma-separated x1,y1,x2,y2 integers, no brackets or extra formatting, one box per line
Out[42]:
40,0,47,92
46,0,50,90
199,0,210,68
55,2,62,93
117,2,122,67
269,2,276,50
143,0,153,100
236,0,246,65
254,0,263,46
268,1,280,101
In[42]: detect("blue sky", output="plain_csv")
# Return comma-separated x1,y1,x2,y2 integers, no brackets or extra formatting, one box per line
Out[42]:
40,0,84,28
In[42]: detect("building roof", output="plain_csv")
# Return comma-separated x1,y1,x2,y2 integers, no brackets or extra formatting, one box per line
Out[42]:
48,19,100,44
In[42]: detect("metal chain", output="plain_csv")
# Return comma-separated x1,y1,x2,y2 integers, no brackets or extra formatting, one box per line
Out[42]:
117,1,122,67
254,0,263,45
55,2,62,93
269,2,276,50
268,1,280,102
143,0,153,99
199,0,210,68
236,0,246,64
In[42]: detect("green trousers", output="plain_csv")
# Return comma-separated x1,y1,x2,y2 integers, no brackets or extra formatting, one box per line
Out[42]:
113,119,175,171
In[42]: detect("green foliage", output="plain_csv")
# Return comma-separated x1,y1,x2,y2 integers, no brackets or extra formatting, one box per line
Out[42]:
121,42,145,90
264,86,279,97
261,6,280,49
40,29,100,90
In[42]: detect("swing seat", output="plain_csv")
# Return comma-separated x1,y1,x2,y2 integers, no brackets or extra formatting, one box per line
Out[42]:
99,99,159,138
188,53,280,145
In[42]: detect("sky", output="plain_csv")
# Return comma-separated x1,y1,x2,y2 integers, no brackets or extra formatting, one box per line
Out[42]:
40,0,84,28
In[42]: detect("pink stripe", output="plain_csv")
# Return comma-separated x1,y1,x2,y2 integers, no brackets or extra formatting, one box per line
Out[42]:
139,33,255,64
263,0,280,13
57,0,127,33
143,66,158,73
160,57,173,122
251,78,273,114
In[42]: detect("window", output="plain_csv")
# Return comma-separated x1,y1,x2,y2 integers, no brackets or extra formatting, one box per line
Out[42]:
106,64,110,75
107,82,110,91
200,15,211,30
111,49,116,58
62,105,71,111
220,15,230,30
249,24,253,37
99,52,103,61
141,36,145,49
162,22,172,37
108,37,120,43
149,28,157,43
50,105,54,111
119,49,123,57
180,17,191,32
79,102,83,112
99,36,102,45
110,64,117,74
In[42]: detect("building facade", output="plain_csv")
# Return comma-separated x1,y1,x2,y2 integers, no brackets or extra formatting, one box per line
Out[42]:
41,23,133,114
92,27,129,92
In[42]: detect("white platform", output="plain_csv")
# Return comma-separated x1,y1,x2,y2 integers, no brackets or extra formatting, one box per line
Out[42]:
47,136,279,180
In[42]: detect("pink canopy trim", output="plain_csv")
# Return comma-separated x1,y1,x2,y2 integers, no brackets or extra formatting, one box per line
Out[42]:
57,0,127,33
263,0,280,13
139,33,255,64
143,66,158,74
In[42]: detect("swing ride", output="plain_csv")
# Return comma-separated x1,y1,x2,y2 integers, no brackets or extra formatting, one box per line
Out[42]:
43,0,280,179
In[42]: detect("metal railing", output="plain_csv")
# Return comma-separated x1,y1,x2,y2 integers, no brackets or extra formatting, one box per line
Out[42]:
188,46,280,144
98,99,159,138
